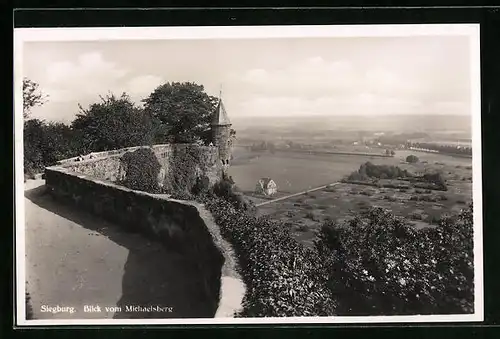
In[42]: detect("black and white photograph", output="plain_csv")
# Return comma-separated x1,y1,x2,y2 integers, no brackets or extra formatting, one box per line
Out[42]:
15,24,483,325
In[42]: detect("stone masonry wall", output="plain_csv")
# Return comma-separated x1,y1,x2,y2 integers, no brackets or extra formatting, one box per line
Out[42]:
58,144,223,191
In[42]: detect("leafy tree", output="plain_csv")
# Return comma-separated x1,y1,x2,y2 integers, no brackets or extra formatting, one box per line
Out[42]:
24,119,46,175
142,82,219,144
406,155,419,163
347,162,411,181
71,93,156,153
24,119,78,176
23,78,48,119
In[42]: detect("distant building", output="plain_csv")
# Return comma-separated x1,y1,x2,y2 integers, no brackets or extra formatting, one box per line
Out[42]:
255,178,278,196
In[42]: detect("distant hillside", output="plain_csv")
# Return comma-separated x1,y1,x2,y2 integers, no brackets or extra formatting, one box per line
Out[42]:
232,114,471,134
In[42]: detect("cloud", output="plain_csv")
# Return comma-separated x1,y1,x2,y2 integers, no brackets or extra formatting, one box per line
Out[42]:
237,92,428,118
124,75,164,103
43,51,128,103
238,57,357,98
238,57,429,99
233,55,471,117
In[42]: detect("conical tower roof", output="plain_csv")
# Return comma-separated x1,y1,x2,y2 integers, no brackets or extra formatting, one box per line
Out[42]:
211,90,231,126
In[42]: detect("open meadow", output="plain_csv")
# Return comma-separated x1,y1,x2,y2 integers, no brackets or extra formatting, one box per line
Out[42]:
228,148,397,195
232,148,474,248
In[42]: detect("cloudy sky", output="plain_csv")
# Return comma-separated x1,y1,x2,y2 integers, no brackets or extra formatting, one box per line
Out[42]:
22,35,472,124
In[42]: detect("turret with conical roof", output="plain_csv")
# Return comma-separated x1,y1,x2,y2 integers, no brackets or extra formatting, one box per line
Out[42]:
211,88,232,168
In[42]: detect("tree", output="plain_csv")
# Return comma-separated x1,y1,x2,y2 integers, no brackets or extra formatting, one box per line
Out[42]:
24,119,78,177
142,82,218,144
71,93,156,152
24,119,46,175
406,155,419,163
23,78,48,119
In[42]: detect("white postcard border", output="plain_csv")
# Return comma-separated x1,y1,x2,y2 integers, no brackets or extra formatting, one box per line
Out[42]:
14,24,483,326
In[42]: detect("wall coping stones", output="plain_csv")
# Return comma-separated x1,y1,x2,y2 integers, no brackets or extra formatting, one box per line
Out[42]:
57,143,219,166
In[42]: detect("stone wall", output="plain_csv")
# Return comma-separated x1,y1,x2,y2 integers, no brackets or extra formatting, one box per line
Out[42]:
44,151,245,317
59,144,223,191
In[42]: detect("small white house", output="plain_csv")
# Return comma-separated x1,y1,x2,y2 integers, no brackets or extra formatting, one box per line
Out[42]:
255,178,278,196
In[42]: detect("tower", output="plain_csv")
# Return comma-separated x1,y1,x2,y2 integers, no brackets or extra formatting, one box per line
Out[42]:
211,88,232,168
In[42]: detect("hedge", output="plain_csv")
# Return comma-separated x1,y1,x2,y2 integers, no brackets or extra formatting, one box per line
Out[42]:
315,205,474,315
198,194,337,317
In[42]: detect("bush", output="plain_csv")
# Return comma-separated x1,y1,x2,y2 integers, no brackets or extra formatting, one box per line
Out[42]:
164,146,205,195
120,148,161,193
406,155,419,163
192,175,211,196
347,162,412,182
24,119,80,175
198,195,337,317
315,205,474,315
211,174,255,212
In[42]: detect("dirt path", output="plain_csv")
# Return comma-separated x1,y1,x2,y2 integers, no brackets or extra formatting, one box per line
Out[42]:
255,182,340,207
24,180,212,319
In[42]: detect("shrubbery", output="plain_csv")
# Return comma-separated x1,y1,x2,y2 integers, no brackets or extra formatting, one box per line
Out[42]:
315,205,474,315
164,146,204,196
411,172,448,191
24,119,81,178
120,148,161,193
347,162,412,181
406,155,419,163
211,174,255,212
198,194,337,317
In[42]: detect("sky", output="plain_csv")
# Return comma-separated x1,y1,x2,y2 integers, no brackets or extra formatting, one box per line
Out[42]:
22,35,472,124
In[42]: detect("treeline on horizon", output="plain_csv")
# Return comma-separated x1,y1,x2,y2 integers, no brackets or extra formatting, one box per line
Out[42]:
407,141,472,156
23,79,235,178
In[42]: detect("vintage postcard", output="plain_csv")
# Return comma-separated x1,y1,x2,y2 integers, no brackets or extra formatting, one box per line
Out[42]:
14,24,483,326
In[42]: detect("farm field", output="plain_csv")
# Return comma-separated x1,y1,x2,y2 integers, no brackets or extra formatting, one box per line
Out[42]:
228,148,473,194
247,150,473,249
228,150,396,194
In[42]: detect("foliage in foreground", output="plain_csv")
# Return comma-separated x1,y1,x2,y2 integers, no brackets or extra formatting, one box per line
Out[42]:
315,205,474,315
199,194,337,317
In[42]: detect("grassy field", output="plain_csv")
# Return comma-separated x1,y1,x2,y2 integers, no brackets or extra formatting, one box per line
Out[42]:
229,148,473,192
230,148,474,248
229,150,398,194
